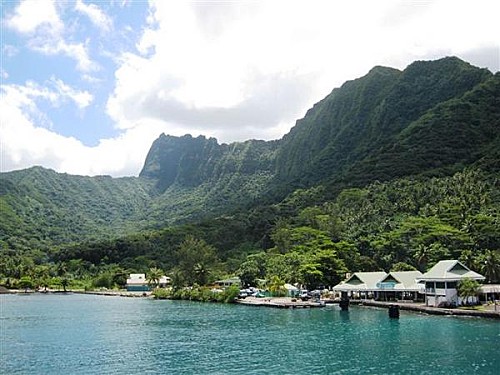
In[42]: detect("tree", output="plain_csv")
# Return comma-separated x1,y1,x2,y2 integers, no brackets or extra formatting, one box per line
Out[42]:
479,250,500,283
18,276,33,292
176,236,217,286
267,275,286,297
169,268,184,291
314,249,348,287
193,263,208,286
457,278,481,305
299,263,323,290
61,278,69,292
391,262,417,272
147,267,163,289
237,259,260,287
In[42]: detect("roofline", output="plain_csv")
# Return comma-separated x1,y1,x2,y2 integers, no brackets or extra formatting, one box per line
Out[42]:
418,276,485,281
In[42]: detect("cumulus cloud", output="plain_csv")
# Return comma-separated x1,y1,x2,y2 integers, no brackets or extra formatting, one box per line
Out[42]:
2,0,500,177
5,0,63,34
0,80,156,176
107,2,343,143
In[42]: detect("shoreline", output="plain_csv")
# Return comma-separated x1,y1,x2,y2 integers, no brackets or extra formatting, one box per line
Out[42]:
2,289,152,298
73,290,153,298
350,299,500,320
5,289,499,319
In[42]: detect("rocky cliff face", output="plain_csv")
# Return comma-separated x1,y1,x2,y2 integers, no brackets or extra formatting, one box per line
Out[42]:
135,57,499,203
140,133,277,192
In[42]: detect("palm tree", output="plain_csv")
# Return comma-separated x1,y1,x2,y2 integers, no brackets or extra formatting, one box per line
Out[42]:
480,250,500,283
413,244,430,271
193,263,208,286
457,278,481,305
147,267,163,290
268,275,286,297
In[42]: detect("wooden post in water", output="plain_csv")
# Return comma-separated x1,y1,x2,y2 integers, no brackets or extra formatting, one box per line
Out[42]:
340,291,349,311
388,305,400,318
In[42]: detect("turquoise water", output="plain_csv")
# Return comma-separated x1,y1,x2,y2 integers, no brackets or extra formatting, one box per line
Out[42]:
1,294,499,374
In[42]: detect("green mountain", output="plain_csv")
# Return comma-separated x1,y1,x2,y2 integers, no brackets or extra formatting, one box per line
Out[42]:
0,167,154,251
1,56,499,256
275,57,494,190
140,134,278,225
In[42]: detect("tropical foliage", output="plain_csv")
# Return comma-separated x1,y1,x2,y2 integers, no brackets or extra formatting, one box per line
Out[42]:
1,57,499,291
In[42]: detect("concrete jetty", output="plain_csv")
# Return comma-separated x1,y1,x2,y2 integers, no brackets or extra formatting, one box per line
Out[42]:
350,300,500,319
236,296,325,309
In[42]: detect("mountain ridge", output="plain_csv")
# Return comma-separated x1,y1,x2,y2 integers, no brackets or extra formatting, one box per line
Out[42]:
1,56,498,253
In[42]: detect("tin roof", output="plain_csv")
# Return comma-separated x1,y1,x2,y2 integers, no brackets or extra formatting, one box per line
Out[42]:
333,271,425,292
418,260,485,281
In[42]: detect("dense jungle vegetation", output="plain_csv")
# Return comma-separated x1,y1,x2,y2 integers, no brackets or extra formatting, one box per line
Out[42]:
1,57,499,290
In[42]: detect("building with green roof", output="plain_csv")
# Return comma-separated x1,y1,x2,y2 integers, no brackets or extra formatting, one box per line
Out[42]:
418,260,485,307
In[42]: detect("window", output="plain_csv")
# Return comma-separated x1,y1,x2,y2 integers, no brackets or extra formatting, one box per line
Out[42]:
425,282,435,293
446,282,457,289
436,282,445,289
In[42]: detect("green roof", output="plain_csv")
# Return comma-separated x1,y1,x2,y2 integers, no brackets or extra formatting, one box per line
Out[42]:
419,260,485,281
333,272,386,291
333,271,424,292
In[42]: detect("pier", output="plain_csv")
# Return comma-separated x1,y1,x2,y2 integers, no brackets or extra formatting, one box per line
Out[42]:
344,299,500,319
236,296,325,309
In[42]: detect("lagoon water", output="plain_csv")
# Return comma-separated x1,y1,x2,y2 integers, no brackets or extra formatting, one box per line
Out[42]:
1,294,499,374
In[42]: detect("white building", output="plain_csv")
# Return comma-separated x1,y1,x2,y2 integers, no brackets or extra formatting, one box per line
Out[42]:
126,273,171,292
332,271,424,301
418,260,485,307
126,273,149,292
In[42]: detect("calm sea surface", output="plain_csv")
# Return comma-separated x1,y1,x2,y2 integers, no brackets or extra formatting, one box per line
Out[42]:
1,294,499,374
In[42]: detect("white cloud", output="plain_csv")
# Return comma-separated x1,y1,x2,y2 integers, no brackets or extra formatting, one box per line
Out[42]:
0,81,159,176
5,0,63,35
5,0,97,72
31,38,97,72
2,44,19,58
50,78,93,109
2,79,92,111
75,0,113,32
2,0,500,177
106,0,500,145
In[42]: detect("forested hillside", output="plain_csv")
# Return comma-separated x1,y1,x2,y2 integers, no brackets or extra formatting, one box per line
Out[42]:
1,57,499,289
0,167,154,251
275,57,494,190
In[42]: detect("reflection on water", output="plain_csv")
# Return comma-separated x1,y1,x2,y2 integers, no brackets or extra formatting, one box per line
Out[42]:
1,294,499,374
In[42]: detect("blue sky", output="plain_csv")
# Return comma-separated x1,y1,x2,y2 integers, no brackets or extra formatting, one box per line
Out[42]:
1,0,499,177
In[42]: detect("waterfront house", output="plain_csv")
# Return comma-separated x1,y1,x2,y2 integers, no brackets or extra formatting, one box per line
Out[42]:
158,276,171,287
377,271,425,301
478,284,500,303
333,272,386,300
418,260,485,307
126,273,171,292
214,277,242,288
126,273,149,292
332,271,424,301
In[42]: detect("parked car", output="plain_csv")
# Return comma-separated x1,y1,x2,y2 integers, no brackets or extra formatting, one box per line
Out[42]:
238,291,248,299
